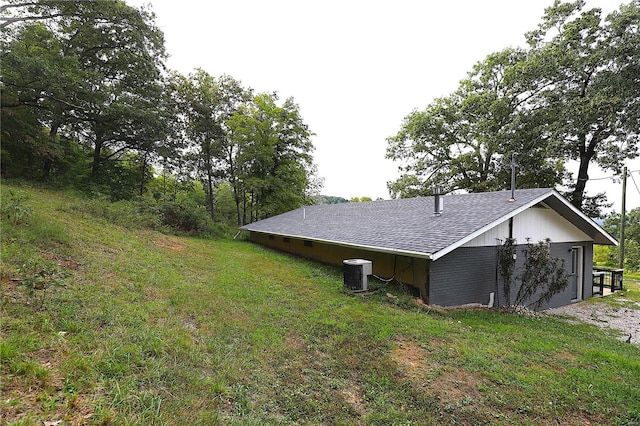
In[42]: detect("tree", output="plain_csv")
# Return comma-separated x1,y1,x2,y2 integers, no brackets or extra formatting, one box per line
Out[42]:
386,48,565,198
525,0,640,214
387,1,639,215
67,1,167,182
174,70,251,222
1,22,87,180
213,75,254,225
602,207,640,271
1,0,169,197
230,93,318,223
0,1,88,29
315,195,349,204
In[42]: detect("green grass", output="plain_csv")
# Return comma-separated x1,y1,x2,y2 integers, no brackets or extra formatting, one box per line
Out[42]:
2,181,640,425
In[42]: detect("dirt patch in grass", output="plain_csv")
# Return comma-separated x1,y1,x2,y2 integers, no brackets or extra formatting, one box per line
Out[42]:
392,337,483,403
558,350,578,362
341,385,367,416
556,412,609,426
392,338,439,383
43,252,83,270
1,278,24,304
153,235,186,251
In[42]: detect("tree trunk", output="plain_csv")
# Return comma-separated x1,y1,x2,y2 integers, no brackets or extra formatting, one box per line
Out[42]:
205,161,215,221
91,133,103,177
233,181,243,227
162,169,167,201
139,152,147,196
41,121,60,180
41,159,53,179
250,190,255,223
571,132,597,211
242,189,247,225
232,172,243,226
573,157,589,210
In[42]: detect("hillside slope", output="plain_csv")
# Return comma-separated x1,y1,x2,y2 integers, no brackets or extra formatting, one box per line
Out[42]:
1,182,639,425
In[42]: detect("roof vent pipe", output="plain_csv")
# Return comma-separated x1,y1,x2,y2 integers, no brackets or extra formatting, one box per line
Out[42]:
434,188,443,215
509,153,519,201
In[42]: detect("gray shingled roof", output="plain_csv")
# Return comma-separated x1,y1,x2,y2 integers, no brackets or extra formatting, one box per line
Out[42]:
240,188,616,260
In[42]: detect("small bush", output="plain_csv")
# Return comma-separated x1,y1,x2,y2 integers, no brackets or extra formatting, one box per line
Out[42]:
497,238,569,309
159,200,211,235
18,260,71,310
207,222,230,238
1,189,32,225
516,238,568,309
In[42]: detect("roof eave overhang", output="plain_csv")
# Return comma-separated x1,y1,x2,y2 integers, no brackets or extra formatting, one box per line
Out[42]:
241,189,617,263
242,229,433,260
429,189,618,261
540,191,618,246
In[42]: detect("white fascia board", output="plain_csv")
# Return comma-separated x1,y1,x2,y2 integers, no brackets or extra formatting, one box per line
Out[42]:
247,230,433,260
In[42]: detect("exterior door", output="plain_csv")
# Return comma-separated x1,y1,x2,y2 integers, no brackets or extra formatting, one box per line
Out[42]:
570,246,583,300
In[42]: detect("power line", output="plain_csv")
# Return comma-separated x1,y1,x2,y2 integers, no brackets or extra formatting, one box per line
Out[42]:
630,171,640,197
586,169,640,181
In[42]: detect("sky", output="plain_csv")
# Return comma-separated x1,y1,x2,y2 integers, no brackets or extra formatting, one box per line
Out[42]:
129,0,639,214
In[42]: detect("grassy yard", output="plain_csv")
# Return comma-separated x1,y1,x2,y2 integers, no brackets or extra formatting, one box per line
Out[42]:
1,182,639,425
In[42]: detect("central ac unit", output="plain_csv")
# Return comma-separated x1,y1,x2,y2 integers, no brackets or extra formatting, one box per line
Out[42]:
343,259,373,291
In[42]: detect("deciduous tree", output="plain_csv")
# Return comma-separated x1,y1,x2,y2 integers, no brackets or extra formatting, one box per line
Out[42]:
386,48,565,197
1,0,169,194
174,70,251,221
387,0,639,216
526,0,640,214
230,93,318,223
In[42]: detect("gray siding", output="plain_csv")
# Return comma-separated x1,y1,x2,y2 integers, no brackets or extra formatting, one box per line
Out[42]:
583,243,594,300
537,242,593,310
429,242,594,310
429,246,497,307
506,242,592,310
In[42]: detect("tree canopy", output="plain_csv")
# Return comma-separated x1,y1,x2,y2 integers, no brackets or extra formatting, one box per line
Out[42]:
387,0,639,216
1,0,168,185
1,0,321,229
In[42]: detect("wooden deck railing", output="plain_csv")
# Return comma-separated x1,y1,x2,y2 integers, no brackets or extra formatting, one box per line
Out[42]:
592,268,624,295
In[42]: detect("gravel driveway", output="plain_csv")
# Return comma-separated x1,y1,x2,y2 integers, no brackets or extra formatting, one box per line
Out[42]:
546,292,640,344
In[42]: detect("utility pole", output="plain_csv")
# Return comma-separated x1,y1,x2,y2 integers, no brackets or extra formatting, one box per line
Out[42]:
619,167,627,270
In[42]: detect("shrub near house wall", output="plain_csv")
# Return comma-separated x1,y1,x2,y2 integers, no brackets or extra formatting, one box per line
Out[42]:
516,239,569,309
496,239,583,310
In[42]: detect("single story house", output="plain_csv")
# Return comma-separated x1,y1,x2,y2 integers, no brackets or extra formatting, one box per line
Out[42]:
240,188,618,310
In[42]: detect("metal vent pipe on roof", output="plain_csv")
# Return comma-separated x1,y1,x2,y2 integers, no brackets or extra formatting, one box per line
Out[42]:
510,153,519,201
434,188,443,215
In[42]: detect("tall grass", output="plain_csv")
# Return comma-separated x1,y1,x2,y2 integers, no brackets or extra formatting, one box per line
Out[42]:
1,181,639,425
